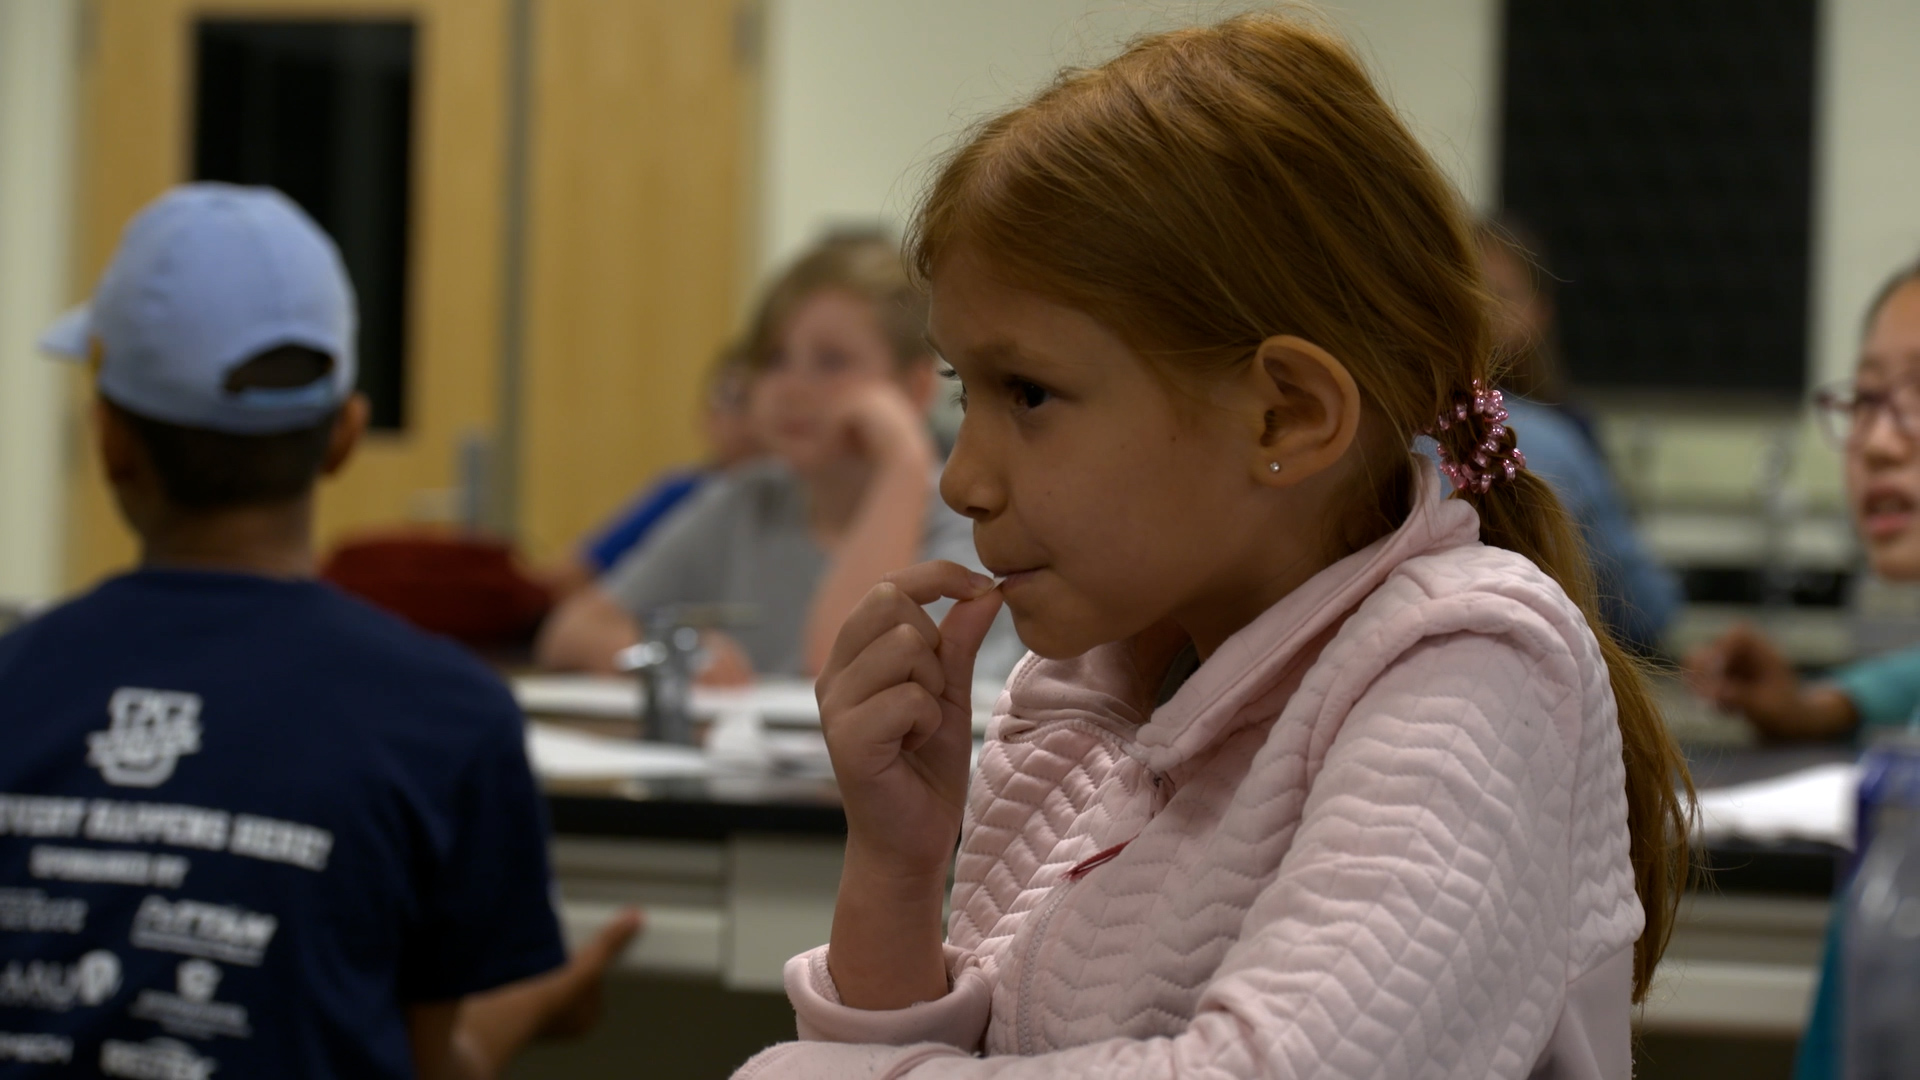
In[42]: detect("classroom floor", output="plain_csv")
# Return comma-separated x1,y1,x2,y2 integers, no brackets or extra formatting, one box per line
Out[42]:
507,975,796,1080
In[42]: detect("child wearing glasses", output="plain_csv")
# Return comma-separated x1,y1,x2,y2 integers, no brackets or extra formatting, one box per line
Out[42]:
1687,254,1920,739
1686,253,1920,1080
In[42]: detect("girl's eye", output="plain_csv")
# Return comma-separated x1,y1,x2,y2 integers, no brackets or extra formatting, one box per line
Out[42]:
1011,379,1051,411
938,366,968,412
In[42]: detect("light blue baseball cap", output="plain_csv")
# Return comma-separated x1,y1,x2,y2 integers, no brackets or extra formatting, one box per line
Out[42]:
40,183,357,435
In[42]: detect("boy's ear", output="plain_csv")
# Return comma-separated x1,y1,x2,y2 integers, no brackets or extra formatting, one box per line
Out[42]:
94,396,144,488
1243,335,1362,487
321,394,370,477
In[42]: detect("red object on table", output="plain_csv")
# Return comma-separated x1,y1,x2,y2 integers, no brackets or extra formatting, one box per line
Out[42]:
320,533,554,648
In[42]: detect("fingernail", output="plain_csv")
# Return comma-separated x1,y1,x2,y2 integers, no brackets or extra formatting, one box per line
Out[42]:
968,571,995,594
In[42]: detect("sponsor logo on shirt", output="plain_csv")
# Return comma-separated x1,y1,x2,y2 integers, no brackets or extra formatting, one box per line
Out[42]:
2,795,334,873
130,896,277,967
0,887,87,933
100,1037,218,1080
130,960,250,1040
88,689,204,788
227,814,333,872
176,959,220,1003
29,845,190,889
0,949,121,1011
0,794,86,836
0,1031,73,1064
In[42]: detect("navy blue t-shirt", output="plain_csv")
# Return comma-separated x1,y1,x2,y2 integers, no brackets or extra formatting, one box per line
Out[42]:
0,569,566,1078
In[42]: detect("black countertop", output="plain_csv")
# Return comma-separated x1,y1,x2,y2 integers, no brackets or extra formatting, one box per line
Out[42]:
1685,743,1855,898
547,773,845,841
543,736,1855,898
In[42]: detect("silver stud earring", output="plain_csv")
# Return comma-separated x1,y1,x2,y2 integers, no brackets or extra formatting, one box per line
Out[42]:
1268,462,1282,473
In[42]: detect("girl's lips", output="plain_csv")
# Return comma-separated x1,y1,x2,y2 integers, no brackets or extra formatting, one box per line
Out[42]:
993,568,1042,591
1861,488,1919,540
1864,509,1916,541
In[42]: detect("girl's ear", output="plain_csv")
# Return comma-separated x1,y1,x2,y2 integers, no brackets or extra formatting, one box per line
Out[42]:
1245,335,1362,487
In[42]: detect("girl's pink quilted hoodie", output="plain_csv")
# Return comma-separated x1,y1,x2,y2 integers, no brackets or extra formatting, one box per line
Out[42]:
738,470,1643,1079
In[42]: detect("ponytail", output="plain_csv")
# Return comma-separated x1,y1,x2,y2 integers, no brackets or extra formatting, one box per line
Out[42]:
1462,469,1695,999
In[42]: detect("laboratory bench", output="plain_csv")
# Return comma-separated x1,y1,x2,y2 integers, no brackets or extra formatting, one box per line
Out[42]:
534,705,1848,1043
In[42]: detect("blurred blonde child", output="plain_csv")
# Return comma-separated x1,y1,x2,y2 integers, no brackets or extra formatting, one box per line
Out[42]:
538,232,1016,684
543,343,763,598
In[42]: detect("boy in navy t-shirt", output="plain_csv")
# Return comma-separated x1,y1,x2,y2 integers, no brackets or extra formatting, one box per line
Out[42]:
0,184,636,1079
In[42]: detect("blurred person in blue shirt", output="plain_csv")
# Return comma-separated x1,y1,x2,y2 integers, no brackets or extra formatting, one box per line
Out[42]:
543,342,764,597
1478,218,1683,655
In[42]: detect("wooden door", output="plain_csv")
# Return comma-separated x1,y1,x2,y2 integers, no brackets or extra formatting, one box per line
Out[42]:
515,0,760,563
65,0,510,587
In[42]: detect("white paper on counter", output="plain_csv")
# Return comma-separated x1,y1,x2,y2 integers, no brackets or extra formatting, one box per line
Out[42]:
513,675,641,719
694,677,821,727
526,722,713,780
510,674,817,724
1696,762,1859,850
514,673,1002,734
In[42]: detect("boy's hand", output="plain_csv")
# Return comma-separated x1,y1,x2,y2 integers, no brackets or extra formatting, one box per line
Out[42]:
818,561,1002,880
533,908,645,1039
446,908,644,1077
1685,624,1856,739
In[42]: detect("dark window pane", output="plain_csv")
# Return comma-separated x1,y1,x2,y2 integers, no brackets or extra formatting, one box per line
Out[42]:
1499,1,1817,396
192,20,416,430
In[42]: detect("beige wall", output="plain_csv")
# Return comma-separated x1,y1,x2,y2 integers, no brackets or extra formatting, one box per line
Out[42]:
1611,0,1920,515
0,0,77,603
1813,0,1920,389
759,0,1501,272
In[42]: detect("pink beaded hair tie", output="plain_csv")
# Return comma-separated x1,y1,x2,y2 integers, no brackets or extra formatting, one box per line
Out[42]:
1425,380,1527,493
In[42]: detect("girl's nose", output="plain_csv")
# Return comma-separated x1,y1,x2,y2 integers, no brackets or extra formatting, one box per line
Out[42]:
1859,404,1916,466
939,416,1004,522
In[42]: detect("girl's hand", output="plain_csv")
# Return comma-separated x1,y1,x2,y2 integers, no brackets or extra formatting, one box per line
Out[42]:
1685,624,1856,739
818,561,1003,880
1686,623,1798,718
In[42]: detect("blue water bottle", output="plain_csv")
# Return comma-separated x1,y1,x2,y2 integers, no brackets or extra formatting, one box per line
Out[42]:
1842,733,1920,1079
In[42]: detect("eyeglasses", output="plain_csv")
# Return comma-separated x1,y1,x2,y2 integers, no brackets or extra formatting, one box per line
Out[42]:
1813,380,1920,448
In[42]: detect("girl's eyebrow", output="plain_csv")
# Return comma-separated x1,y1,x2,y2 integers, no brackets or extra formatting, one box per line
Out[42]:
924,335,1039,369
1859,351,1920,377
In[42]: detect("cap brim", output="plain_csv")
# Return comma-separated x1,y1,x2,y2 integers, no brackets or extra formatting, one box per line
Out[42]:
38,305,93,359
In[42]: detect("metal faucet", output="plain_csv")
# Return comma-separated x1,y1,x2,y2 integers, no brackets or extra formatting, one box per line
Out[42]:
614,603,756,745
1758,424,1801,610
